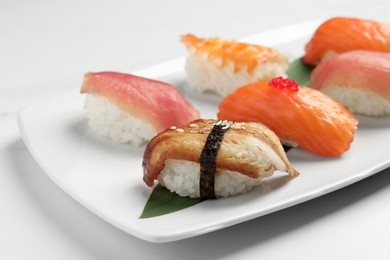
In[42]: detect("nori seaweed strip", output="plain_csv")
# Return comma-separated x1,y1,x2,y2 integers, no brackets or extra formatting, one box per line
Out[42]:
199,122,230,199
282,145,292,152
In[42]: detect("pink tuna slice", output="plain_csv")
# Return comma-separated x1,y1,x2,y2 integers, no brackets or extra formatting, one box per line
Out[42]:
311,50,390,100
81,72,200,131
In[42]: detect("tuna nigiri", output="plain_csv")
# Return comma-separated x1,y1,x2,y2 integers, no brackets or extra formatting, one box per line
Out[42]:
311,50,390,116
80,72,200,145
218,77,358,156
304,17,390,65
182,34,288,97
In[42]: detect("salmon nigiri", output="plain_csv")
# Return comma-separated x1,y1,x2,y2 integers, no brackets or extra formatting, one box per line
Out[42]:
218,77,358,156
304,17,390,65
81,72,200,145
311,50,390,116
181,34,288,97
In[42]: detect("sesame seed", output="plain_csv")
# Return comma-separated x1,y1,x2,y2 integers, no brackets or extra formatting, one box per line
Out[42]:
170,126,177,129
189,123,198,128
231,122,242,129
190,130,198,134
176,128,184,133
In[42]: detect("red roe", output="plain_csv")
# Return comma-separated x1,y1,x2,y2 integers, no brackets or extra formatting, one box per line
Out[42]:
268,77,299,92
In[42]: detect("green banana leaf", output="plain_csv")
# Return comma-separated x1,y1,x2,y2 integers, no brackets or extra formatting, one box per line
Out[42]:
286,57,314,86
140,184,202,218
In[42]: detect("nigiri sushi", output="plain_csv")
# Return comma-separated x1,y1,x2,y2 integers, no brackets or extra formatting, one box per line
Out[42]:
218,77,358,156
143,119,298,199
311,50,390,116
181,34,288,97
304,17,390,65
80,72,200,146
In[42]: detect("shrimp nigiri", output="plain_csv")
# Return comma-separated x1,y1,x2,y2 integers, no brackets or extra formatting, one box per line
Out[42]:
304,17,390,65
181,34,288,97
218,77,358,156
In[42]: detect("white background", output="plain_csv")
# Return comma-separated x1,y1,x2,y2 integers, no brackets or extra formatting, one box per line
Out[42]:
1,0,390,259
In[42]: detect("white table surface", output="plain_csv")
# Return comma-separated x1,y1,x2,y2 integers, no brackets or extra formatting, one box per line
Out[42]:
2,0,390,259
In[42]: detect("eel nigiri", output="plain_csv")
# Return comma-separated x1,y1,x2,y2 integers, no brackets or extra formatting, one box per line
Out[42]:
304,17,390,65
311,50,390,116
143,119,298,199
80,72,200,146
181,34,288,97
218,77,358,156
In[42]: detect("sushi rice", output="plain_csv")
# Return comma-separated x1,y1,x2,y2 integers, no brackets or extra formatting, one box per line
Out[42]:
323,86,390,116
158,159,269,198
84,94,157,146
185,54,287,97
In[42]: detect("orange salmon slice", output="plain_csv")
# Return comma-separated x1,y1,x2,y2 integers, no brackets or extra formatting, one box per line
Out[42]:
218,78,358,156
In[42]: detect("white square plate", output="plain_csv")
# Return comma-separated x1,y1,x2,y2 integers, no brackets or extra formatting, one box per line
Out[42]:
18,20,390,243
